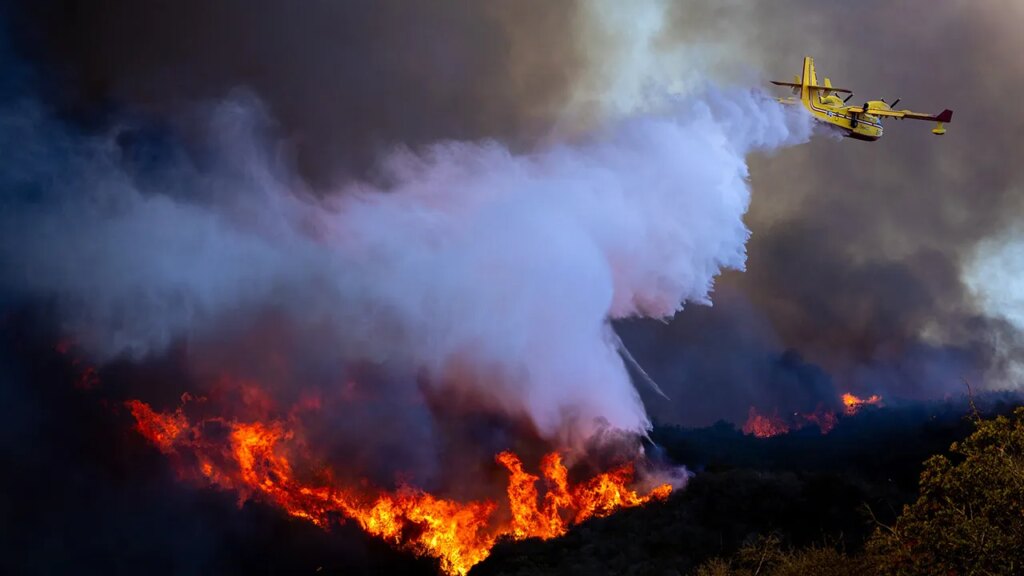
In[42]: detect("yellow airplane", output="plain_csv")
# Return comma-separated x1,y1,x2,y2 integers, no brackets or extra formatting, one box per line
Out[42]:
771,56,952,141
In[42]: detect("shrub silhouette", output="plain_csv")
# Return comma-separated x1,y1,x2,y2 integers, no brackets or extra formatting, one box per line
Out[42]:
868,407,1024,575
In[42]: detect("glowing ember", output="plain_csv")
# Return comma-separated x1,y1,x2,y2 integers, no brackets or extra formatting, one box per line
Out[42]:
801,409,837,434
54,338,99,389
741,407,790,438
743,393,883,438
127,399,671,575
742,405,838,438
842,393,883,415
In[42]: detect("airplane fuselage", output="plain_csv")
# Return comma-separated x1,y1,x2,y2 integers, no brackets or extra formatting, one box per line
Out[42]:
807,98,884,141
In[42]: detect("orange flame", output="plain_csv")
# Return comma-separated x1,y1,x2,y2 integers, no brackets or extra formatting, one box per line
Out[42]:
742,393,883,438
127,399,671,576
741,406,837,438
841,393,883,415
126,399,188,452
741,407,790,438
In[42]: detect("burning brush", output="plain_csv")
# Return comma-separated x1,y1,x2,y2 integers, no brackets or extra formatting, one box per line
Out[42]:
127,395,671,576
742,392,882,438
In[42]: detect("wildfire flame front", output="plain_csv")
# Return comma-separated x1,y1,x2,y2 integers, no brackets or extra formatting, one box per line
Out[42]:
127,398,671,575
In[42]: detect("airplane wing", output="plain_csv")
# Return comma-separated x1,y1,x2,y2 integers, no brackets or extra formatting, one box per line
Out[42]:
898,108,953,122
805,84,853,94
770,81,853,94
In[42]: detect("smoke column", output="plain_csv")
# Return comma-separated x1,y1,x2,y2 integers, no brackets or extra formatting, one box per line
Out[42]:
0,88,809,448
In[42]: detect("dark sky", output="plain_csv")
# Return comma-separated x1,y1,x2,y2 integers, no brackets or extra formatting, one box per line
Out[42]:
15,0,582,184
6,0,1024,426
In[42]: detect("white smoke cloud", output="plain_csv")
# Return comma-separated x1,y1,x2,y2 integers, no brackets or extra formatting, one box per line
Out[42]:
568,0,762,125
967,229,1024,331
964,225,1024,385
0,89,810,446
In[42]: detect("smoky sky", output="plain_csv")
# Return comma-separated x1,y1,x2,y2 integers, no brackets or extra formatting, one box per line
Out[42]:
13,0,582,186
6,0,1024,430
628,0,1024,424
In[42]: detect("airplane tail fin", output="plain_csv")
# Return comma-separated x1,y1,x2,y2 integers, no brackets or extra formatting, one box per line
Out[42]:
769,56,813,98
931,109,953,135
770,57,852,102
802,56,815,101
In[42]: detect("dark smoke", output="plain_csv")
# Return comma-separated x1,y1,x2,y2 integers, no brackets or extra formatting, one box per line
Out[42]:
613,0,1024,425
14,0,582,186
5,0,1022,429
